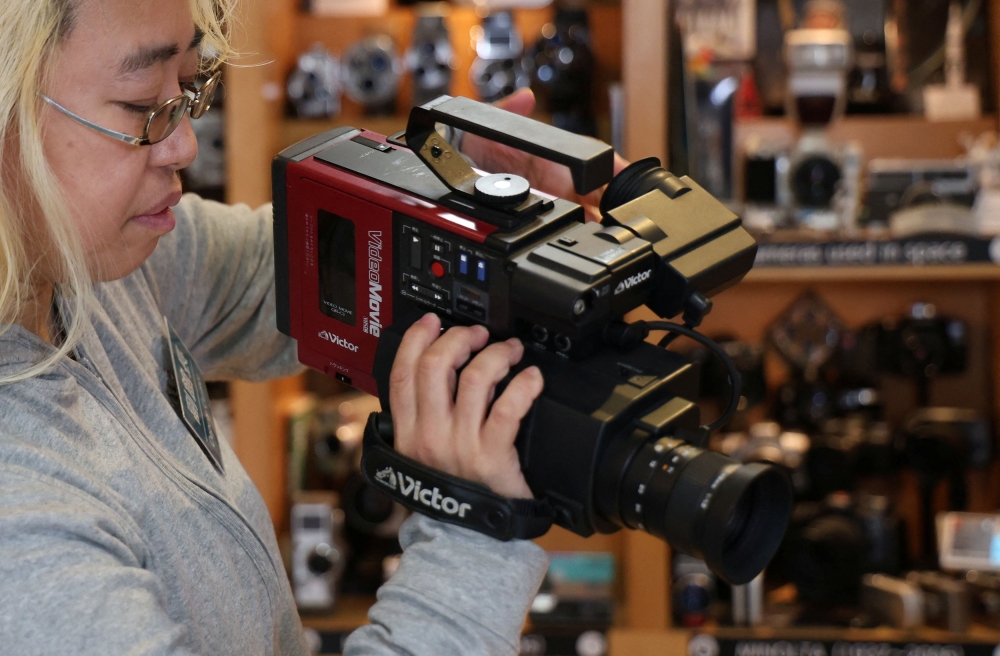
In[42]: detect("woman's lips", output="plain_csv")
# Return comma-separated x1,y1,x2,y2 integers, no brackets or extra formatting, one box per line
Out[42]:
130,206,177,234
130,192,182,235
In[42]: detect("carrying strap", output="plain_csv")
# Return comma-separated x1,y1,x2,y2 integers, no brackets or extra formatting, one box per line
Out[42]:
360,412,555,541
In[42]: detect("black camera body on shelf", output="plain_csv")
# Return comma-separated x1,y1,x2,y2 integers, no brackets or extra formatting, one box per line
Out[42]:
273,95,792,584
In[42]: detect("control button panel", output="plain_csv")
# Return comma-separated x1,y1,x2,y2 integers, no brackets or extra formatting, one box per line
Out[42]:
398,220,493,321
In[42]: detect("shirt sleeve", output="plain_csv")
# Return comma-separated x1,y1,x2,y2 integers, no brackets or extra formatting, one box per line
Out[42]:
342,513,549,656
0,466,196,656
141,193,303,382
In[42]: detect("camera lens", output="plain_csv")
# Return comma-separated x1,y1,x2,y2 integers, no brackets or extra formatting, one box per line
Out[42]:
602,434,792,585
791,155,841,208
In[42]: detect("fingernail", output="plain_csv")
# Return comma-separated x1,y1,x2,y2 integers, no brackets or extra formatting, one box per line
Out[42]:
417,312,437,325
526,365,543,382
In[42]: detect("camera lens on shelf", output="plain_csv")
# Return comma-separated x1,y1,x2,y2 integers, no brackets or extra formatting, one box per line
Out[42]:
791,154,842,208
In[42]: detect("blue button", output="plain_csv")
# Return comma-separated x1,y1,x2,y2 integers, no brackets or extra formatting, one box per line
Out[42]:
476,260,487,282
459,253,469,275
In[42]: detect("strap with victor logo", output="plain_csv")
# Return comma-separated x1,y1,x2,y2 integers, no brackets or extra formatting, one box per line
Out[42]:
360,412,555,541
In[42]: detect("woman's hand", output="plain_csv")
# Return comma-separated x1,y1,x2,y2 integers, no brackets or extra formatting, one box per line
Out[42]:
460,88,631,222
388,313,544,499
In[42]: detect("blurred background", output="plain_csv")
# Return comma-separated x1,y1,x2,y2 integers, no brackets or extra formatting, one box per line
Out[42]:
189,0,1000,654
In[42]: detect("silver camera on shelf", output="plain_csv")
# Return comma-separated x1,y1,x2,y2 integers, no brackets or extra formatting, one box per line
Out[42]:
469,11,530,102
743,28,862,233
406,5,455,107
864,158,979,230
342,35,401,114
291,495,346,611
287,44,342,120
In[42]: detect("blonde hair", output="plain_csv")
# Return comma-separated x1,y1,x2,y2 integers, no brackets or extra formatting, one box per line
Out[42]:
0,0,237,384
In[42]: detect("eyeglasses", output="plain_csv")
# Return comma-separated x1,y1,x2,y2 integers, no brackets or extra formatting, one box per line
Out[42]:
40,70,222,147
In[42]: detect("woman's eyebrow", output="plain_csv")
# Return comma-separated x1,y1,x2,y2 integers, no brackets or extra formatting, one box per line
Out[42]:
118,31,204,77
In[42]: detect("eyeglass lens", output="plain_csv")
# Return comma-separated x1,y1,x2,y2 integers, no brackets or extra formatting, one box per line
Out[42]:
191,74,220,119
147,96,190,144
146,73,220,144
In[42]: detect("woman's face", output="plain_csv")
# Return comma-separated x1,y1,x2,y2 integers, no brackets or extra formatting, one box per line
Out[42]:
40,0,200,282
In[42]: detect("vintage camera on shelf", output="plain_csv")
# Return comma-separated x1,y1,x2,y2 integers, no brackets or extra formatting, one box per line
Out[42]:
672,554,718,628
906,570,973,632
290,493,347,611
273,95,793,585
342,35,401,115
305,394,407,595
859,571,972,632
717,422,811,494
743,28,862,233
767,294,883,433
964,571,1000,628
287,44,342,120
406,5,455,107
527,3,595,136
773,491,906,616
863,158,979,231
470,11,531,102
839,0,895,113
854,302,969,407
753,415,897,504
938,514,1000,627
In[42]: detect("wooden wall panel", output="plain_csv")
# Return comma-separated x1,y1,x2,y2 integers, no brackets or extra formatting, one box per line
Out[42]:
608,628,688,656
225,0,300,528
622,0,668,163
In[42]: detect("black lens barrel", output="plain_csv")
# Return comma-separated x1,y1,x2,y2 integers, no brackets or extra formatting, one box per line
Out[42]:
604,434,792,585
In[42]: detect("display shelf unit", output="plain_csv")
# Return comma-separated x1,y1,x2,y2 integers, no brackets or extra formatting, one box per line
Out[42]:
222,0,1000,646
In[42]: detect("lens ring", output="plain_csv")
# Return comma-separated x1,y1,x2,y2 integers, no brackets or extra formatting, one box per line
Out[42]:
618,436,688,530
191,72,221,119
146,96,189,144
699,463,793,585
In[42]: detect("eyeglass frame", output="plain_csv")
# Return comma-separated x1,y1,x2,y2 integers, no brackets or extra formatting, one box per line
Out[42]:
39,70,222,147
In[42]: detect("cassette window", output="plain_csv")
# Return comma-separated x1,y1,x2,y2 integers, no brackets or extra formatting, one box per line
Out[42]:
318,210,357,326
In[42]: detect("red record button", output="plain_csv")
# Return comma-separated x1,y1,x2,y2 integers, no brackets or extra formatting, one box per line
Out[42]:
430,261,446,278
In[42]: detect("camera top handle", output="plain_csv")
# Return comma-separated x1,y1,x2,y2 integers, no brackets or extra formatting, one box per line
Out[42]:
406,95,614,205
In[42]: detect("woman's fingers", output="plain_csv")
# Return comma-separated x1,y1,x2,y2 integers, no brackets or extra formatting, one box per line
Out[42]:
482,366,543,441
389,313,442,451
388,317,541,500
408,324,490,469
453,338,525,463
478,366,544,498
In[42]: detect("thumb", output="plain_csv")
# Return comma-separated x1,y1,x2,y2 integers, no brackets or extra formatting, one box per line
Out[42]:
493,87,536,117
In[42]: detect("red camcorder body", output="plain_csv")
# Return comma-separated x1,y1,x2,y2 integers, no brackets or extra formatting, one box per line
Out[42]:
272,97,793,585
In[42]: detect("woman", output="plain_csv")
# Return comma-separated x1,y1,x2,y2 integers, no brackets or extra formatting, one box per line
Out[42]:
0,0,622,653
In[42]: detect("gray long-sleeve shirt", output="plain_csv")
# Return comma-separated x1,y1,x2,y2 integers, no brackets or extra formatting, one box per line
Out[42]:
0,195,548,655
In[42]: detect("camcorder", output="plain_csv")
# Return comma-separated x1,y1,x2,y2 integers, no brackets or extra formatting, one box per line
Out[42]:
273,95,792,584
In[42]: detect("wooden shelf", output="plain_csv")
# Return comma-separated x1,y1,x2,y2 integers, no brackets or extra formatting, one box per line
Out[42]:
745,263,1000,283
702,623,1000,644
608,625,1000,656
300,595,375,632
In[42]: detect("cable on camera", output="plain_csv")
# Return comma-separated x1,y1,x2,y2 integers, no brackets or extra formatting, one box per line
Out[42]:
629,320,743,435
